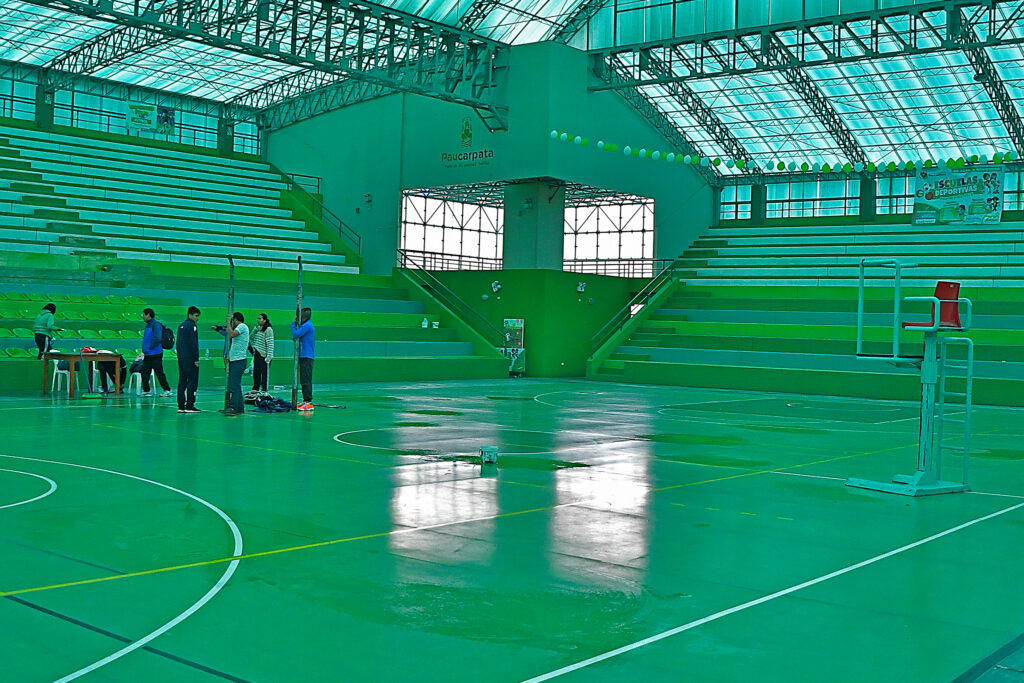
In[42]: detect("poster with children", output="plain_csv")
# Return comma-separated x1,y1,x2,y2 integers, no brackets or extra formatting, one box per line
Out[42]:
913,166,1004,225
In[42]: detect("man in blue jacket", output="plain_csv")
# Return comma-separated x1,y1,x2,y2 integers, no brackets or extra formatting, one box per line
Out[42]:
291,307,315,412
176,306,201,413
141,308,172,397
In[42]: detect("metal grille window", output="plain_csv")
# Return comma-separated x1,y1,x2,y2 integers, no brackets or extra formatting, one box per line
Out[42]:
766,179,859,218
401,192,504,271
719,185,751,221
1003,171,1024,212
877,176,915,215
563,199,655,275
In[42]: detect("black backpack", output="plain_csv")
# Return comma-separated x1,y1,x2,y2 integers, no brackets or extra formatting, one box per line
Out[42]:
160,322,175,350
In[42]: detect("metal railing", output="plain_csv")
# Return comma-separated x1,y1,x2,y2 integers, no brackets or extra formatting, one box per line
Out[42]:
590,260,679,356
397,248,505,348
272,165,361,255
288,172,322,195
398,250,502,271
564,258,674,278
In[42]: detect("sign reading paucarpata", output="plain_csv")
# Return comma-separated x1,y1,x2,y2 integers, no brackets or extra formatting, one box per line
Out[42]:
441,117,495,169
913,166,1004,225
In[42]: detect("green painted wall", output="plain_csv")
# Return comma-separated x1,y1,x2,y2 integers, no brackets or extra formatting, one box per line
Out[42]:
432,269,642,377
267,41,713,276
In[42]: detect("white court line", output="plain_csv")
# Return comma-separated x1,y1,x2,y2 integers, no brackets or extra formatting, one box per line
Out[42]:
969,491,1024,500
0,454,243,682
0,469,57,509
522,500,1024,683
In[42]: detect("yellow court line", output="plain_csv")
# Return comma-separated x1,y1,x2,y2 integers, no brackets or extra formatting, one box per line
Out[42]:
0,503,559,599
6,428,1001,599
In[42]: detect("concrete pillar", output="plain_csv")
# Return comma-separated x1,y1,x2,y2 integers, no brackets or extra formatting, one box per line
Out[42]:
502,181,565,270
217,117,235,157
710,186,722,227
34,78,54,131
750,183,767,225
859,177,877,222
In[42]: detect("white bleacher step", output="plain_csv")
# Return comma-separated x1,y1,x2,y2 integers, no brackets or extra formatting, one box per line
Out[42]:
680,278,1024,287
691,265,1023,277
38,171,280,208
709,222,1024,238
61,195,296,225
699,255,1024,267
705,232,1024,247
82,218,320,243
112,250,358,273
89,224,328,250
30,163,281,202
40,180,283,214
0,124,271,173
73,208,306,234
11,147,286,193
101,235,345,263
0,127,278,179
707,243,1024,257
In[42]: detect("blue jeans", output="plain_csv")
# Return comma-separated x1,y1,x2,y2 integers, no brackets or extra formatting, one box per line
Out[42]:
228,359,245,412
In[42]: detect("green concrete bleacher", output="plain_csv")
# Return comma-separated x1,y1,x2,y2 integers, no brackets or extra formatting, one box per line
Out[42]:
590,216,1024,406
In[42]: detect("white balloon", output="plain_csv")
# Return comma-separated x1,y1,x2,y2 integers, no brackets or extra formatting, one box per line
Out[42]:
652,151,661,160
597,141,605,149
666,152,676,162
853,162,864,172
725,159,735,168
683,155,692,164
699,157,710,167
788,162,797,171
573,136,582,145
623,146,632,155
812,162,822,172
549,130,558,139
639,148,647,157
559,133,568,141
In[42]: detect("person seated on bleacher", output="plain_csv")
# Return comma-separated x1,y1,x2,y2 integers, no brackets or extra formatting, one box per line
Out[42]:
96,349,128,394
32,303,64,359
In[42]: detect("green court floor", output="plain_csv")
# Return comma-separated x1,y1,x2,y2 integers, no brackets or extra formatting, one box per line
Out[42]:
1,379,1022,682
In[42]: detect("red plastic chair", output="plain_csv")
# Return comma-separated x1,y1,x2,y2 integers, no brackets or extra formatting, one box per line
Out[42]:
902,281,962,330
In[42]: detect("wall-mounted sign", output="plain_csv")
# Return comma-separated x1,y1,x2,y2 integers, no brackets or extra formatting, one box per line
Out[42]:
126,102,175,135
913,166,1004,225
441,116,494,169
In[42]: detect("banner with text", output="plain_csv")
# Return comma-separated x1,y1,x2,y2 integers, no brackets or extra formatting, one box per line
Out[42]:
913,166,1004,225
126,102,175,135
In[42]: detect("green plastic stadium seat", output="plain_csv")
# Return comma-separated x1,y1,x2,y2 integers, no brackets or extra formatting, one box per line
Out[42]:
76,329,98,338
126,296,145,305
88,295,109,303
26,293,47,301
102,311,123,321
98,330,121,339
7,348,35,359
115,348,135,358
68,294,90,304
0,328,11,338
62,311,87,321
45,293,70,303
0,349,8,358
0,309,18,320
4,292,28,302
12,327,33,338
119,330,141,339
107,295,127,304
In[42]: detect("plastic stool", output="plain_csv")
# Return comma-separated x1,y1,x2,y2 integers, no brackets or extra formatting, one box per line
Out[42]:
125,370,155,395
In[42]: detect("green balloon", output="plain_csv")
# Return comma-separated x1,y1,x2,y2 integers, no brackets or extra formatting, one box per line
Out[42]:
843,162,853,172
866,162,876,172
821,163,831,173
736,159,746,169
924,160,933,168
886,161,896,171
777,162,786,170
801,162,809,171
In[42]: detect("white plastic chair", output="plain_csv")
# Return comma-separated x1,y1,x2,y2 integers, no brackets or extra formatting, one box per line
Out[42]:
126,370,156,395
51,363,70,395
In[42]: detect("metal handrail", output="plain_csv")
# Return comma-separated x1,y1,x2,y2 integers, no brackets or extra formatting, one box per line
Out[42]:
270,163,361,254
590,259,679,356
397,248,505,348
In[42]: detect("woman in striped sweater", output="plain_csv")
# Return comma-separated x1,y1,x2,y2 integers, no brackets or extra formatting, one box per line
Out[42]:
250,313,275,392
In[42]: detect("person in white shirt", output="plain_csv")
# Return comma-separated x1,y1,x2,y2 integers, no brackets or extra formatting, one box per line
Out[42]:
222,311,249,415
250,313,275,393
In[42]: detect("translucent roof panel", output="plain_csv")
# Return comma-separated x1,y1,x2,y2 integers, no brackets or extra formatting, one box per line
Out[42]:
808,51,1011,165
91,41,304,102
0,1,113,65
384,0,586,43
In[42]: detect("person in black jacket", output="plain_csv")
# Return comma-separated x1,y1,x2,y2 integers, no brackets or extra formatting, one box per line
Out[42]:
176,306,202,413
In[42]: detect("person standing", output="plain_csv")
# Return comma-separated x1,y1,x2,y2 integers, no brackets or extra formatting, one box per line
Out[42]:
32,303,62,359
250,313,274,393
291,307,315,412
176,306,201,413
222,311,249,415
140,308,172,397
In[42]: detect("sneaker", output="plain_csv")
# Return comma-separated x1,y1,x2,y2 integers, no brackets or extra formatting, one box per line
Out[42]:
184,407,201,414
177,408,186,413
297,402,314,412
160,390,173,397
219,408,239,416
139,391,154,397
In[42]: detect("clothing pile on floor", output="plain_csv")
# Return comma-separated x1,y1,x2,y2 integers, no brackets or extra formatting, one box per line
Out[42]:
245,391,294,413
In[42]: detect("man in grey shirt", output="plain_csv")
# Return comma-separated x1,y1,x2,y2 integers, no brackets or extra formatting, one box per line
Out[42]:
222,311,249,415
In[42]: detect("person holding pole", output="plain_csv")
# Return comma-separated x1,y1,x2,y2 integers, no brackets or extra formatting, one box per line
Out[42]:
291,307,315,412
221,311,249,416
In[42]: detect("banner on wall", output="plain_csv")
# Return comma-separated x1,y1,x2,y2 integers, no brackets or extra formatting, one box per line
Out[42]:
913,166,1004,225
125,102,175,135
499,318,525,375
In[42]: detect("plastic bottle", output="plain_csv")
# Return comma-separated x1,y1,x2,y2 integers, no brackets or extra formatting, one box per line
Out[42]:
205,348,209,360
421,317,428,328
